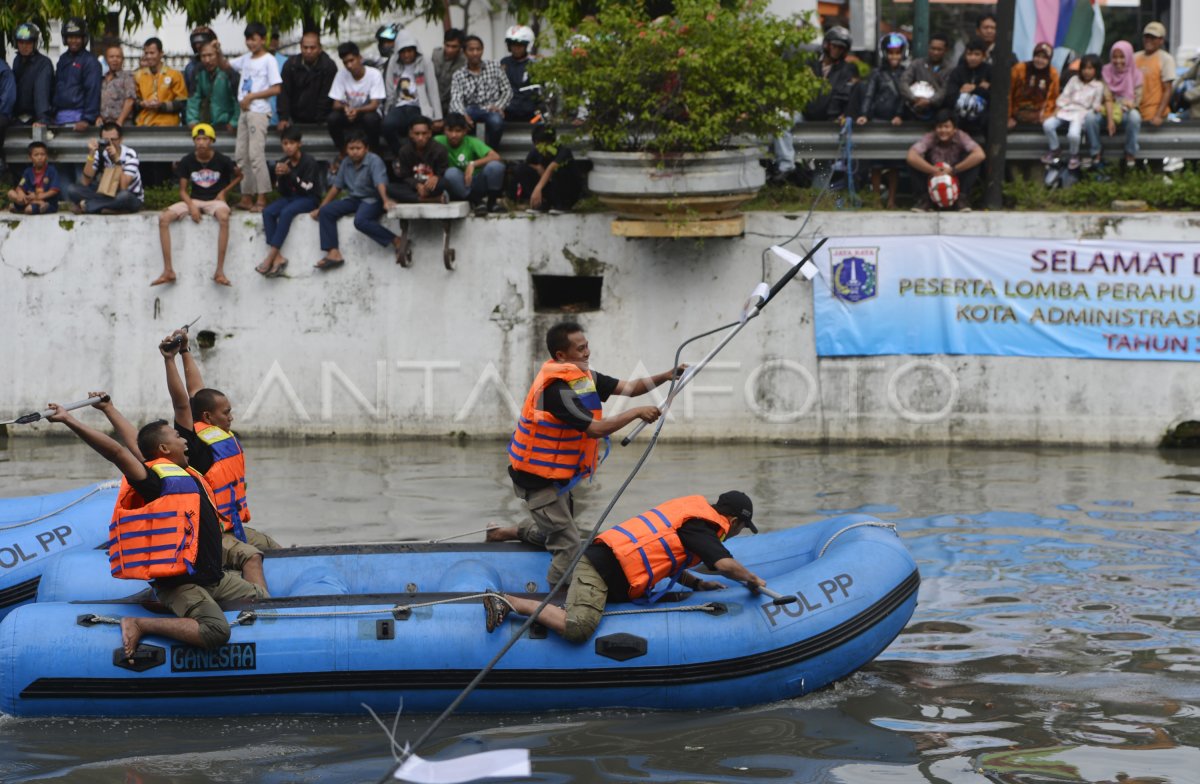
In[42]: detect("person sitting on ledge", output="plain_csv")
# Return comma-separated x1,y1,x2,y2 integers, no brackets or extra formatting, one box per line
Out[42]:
154,123,243,286
906,109,985,212
7,141,60,214
484,492,765,641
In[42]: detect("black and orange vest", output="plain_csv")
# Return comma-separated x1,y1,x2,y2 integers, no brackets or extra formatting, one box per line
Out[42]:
108,458,209,580
508,361,603,490
195,422,249,539
596,495,732,601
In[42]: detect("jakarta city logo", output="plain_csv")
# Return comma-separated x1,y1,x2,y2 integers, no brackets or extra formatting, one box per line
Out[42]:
830,247,878,303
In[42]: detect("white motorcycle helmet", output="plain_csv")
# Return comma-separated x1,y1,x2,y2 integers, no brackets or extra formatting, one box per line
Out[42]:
910,81,936,101
505,25,535,49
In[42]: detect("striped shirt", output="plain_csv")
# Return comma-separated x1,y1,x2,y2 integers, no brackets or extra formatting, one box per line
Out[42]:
449,60,512,115
97,144,144,201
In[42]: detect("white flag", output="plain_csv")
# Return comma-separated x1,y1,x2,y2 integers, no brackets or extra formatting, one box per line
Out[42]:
394,749,532,783
769,245,820,280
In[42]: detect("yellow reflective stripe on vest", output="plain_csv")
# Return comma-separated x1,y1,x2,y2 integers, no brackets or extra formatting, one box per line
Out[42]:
150,463,189,479
196,424,234,445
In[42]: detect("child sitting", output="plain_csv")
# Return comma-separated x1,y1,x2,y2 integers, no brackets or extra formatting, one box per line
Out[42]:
945,38,992,135
1042,54,1105,169
7,142,61,215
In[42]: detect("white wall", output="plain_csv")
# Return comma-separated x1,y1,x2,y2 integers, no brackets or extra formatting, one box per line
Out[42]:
1,210,1197,446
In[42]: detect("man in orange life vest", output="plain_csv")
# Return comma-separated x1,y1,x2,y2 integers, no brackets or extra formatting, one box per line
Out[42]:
486,491,765,641
162,329,281,567
497,321,684,587
45,403,267,658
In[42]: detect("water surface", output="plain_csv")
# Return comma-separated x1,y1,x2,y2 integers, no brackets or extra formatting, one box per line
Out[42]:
2,438,1198,783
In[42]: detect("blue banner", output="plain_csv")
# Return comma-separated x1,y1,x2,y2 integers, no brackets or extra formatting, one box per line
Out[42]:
814,235,1200,361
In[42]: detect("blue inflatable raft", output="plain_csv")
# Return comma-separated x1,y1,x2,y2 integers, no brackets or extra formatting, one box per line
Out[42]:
0,481,117,620
0,514,918,717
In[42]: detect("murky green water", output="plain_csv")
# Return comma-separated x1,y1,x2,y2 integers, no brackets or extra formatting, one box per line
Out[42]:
2,438,1199,783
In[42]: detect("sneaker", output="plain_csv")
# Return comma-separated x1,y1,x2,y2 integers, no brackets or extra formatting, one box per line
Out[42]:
489,202,508,214
483,590,511,633
1080,157,1095,171
1040,151,1056,165
1067,155,1081,170
1164,156,1185,173
473,202,488,217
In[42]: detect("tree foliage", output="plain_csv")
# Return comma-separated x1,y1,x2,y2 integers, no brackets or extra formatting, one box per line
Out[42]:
0,0,448,46
532,0,823,153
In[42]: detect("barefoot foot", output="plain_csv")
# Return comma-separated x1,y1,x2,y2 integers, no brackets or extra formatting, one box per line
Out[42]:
213,273,232,286
150,272,176,286
120,617,142,659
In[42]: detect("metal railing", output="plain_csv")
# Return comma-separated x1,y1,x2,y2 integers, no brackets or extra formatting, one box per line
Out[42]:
5,120,1196,168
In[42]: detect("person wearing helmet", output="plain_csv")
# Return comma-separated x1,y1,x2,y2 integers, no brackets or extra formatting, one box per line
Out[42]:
52,17,101,130
901,33,950,121
12,23,54,127
0,42,14,172
501,25,539,122
944,37,991,135
183,27,218,94
906,108,985,212
853,33,910,209
448,35,512,149
802,25,858,122
366,23,401,70
431,29,467,118
381,29,442,156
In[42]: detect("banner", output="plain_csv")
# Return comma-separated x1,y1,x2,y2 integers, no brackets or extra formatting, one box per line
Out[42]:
813,235,1200,362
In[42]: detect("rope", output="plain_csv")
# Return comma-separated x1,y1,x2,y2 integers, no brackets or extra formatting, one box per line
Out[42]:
235,594,723,624
818,521,898,559
0,480,119,531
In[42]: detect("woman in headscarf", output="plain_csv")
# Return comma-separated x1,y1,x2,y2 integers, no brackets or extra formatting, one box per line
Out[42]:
1008,42,1059,129
1102,40,1144,165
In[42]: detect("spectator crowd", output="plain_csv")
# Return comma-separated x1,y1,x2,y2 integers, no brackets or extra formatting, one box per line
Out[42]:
0,20,585,284
0,12,1193,273
773,13,1190,212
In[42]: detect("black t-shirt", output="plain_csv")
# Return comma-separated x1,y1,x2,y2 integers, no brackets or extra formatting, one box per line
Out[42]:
525,144,574,169
586,518,733,601
126,466,225,589
273,152,323,199
177,150,236,201
509,370,619,490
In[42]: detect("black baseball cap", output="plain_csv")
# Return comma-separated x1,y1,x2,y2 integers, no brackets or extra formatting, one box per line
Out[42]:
714,491,756,533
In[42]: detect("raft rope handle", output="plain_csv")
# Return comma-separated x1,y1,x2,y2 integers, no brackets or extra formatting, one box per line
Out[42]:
0,479,120,531
231,593,723,624
817,521,899,559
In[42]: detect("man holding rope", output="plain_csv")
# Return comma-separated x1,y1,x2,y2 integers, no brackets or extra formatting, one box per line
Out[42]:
486,491,765,640
494,321,682,587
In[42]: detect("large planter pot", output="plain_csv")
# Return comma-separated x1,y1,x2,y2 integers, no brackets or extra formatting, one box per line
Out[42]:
587,149,765,237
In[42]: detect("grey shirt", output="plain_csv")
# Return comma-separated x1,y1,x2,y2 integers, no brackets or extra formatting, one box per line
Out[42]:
332,151,388,202
901,57,950,108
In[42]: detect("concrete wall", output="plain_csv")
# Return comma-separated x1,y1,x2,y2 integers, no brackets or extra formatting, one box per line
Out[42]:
1,209,1197,446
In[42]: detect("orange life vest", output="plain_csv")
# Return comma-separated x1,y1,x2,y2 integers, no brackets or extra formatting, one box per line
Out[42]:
596,495,732,601
195,422,249,539
508,361,604,490
108,458,210,581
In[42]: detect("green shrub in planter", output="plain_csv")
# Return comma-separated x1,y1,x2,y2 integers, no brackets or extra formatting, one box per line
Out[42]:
534,0,825,154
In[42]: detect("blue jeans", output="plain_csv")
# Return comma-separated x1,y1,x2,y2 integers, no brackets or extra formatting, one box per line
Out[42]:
263,194,317,249
318,198,395,251
1044,113,1101,157
442,161,505,202
63,181,142,213
1112,108,1141,156
465,106,505,149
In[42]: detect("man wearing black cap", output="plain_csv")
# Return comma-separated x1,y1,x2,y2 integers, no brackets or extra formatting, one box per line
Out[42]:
486,491,766,642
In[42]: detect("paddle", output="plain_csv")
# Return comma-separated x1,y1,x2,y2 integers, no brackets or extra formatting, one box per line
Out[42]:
752,585,798,607
0,395,110,426
621,237,826,447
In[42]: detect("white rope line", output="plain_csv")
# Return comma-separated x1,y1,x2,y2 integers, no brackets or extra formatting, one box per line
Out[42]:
817,521,898,558
0,480,120,531
234,593,723,624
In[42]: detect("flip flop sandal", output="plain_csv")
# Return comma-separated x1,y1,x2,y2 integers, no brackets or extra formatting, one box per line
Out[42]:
315,257,345,271
484,591,511,633
266,259,289,278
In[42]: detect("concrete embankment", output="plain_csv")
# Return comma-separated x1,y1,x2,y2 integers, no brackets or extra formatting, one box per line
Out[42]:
1,210,1196,445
